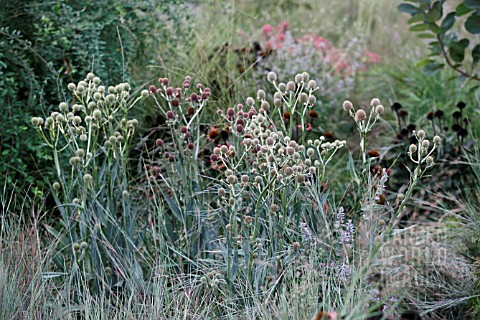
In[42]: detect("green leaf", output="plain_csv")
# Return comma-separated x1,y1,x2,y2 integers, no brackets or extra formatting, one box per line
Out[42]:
164,196,183,223
423,62,445,75
426,1,443,22
465,13,480,33
464,0,480,10
410,23,430,32
408,13,426,24
448,39,470,63
347,153,360,186
441,12,456,32
456,3,474,16
418,33,436,38
472,44,480,66
428,23,442,33
398,3,422,14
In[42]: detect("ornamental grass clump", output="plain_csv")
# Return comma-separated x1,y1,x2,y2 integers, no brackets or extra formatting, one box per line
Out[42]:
31,73,146,296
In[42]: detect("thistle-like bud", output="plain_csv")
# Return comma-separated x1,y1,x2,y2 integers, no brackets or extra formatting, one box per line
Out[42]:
257,89,266,99
286,81,296,91
355,109,367,122
227,175,238,184
416,130,425,140
375,105,384,114
426,156,434,166
267,71,277,82
75,149,85,157
53,182,61,190
342,100,353,111
246,97,255,106
59,102,68,111
433,135,441,144
83,174,93,184
370,98,381,107
93,109,102,120
408,144,417,154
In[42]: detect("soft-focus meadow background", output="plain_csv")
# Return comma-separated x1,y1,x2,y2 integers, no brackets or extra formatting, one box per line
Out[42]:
1,0,480,319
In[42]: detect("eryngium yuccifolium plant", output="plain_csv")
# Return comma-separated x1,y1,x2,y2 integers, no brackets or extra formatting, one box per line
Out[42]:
142,76,212,258
207,72,349,289
343,98,385,164
31,73,146,295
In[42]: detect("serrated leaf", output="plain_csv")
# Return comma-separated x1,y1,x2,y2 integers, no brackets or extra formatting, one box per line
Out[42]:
398,3,422,14
410,23,429,32
441,12,456,32
464,0,480,10
465,13,480,33
456,3,474,16
472,44,480,66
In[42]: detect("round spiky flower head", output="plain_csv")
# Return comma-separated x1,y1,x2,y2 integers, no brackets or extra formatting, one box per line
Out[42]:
267,71,277,82
416,130,425,141
257,89,266,99
342,100,353,111
286,81,296,91
246,97,255,107
354,109,367,122
370,98,380,107
83,174,93,184
409,144,417,154
375,105,384,114
433,135,441,144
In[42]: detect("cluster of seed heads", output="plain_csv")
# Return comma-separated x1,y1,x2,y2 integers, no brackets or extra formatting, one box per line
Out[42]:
407,130,441,168
31,73,142,154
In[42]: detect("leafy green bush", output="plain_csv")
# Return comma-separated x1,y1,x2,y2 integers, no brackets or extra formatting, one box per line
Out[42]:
398,0,480,81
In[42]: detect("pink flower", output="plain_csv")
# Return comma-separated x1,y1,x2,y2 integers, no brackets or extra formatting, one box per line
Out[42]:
277,21,289,33
261,24,273,35
364,51,381,64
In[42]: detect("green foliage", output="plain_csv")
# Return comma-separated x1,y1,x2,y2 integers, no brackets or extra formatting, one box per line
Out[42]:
398,0,480,81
